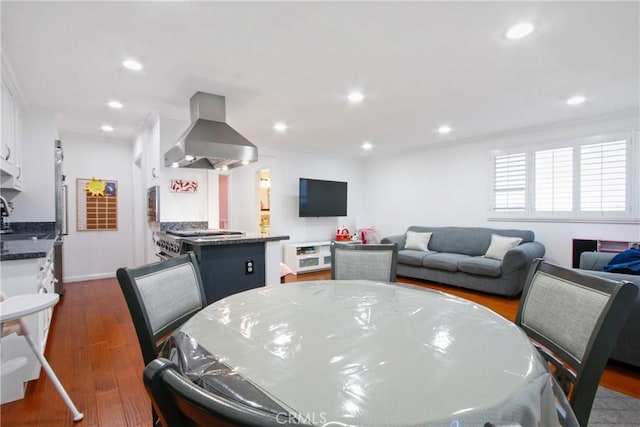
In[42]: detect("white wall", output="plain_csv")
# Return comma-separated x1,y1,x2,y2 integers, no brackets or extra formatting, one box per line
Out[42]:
7,107,56,221
229,146,365,244
151,114,211,223
62,133,134,282
158,115,213,223
364,111,640,267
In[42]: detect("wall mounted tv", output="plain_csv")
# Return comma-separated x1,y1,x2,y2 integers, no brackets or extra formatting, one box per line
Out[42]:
299,178,347,217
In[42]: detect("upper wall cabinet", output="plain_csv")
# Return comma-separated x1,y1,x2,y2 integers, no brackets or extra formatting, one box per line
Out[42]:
1,56,24,191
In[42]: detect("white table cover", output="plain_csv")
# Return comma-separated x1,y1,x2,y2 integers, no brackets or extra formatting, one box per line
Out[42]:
176,280,576,426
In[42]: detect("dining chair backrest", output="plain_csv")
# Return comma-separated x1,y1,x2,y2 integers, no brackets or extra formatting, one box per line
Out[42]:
330,242,398,282
116,252,207,365
144,358,309,427
515,258,638,427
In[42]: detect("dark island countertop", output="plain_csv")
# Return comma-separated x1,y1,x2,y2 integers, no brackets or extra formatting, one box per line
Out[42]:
180,234,289,247
0,236,56,261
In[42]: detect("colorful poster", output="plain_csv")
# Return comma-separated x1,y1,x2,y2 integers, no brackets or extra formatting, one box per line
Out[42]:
76,178,118,231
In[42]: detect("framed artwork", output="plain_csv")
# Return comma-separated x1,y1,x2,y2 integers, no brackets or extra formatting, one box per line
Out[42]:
170,179,198,193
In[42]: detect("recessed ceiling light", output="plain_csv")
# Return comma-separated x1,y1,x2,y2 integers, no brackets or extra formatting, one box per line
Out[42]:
184,155,195,161
361,142,373,150
273,122,288,132
506,22,535,40
101,125,114,132
566,95,586,106
347,91,364,103
122,59,142,71
171,162,179,168
107,100,123,109
438,125,452,134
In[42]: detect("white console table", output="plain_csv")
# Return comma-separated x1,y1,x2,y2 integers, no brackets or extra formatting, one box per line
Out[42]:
283,240,362,274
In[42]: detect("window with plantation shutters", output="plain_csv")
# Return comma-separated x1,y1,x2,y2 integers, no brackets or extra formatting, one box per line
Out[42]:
580,140,627,212
490,133,635,221
535,147,573,212
493,153,526,212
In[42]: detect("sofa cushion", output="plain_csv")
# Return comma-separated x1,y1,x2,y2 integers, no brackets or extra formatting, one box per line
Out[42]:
484,234,523,260
422,253,470,272
398,249,436,266
458,257,503,277
405,231,432,251
407,226,534,256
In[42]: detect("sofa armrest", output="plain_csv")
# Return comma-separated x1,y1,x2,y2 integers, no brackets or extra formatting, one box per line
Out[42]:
579,252,616,271
381,234,406,250
501,242,546,273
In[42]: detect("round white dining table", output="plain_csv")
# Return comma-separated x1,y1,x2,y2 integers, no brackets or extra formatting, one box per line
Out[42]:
169,280,577,427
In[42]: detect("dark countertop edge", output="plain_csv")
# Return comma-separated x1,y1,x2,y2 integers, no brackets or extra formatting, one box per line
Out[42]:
182,235,290,246
0,238,56,261
1,251,50,261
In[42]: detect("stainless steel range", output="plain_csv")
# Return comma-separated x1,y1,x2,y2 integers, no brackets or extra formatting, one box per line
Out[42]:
154,229,245,259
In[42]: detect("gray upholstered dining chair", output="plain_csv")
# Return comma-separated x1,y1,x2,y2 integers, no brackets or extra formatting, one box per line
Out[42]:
116,251,207,365
144,358,311,427
515,259,638,427
330,242,398,282
117,252,208,425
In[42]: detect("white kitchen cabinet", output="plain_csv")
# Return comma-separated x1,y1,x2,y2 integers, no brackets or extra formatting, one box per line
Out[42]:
1,59,24,191
0,247,56,403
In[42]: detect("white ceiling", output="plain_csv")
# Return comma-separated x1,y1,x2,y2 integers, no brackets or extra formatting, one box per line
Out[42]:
2,1,638,157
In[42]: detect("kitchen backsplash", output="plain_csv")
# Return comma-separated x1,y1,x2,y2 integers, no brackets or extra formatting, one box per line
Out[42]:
7,222,56,235
160,221,208,231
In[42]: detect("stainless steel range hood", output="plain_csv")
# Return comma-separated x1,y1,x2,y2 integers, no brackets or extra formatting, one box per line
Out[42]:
164,92,258,170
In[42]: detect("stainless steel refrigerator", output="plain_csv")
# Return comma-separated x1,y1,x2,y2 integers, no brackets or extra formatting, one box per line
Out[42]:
54,139,68,295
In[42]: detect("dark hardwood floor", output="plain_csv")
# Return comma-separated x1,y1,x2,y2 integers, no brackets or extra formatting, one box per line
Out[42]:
1,272,638,426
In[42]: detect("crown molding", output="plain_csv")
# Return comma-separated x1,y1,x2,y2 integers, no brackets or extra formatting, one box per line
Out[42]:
1,53,26,108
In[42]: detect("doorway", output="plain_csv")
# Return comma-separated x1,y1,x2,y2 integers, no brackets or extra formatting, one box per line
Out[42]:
258,169,270,234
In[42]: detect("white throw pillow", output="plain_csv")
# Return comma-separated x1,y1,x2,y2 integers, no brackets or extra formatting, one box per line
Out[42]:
484,234,523,260
405,231,432,251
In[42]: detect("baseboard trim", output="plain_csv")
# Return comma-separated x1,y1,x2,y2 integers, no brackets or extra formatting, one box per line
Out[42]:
65,272,116,283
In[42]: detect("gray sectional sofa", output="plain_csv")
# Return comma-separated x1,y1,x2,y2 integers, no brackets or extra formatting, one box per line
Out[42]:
381,226,545,297
577,251,640,368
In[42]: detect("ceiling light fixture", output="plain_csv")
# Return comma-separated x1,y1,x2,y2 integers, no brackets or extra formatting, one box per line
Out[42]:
101,125,114,132
273,122,288,132
171,162,179,168
122,59,142,71
361,142,373,150
566,95,586,106
347,91,364,103
506,22,535,40
438,125,452,134
107,100,123,109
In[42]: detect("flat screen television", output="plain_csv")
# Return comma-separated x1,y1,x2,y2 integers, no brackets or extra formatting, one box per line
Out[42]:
299,178,347,217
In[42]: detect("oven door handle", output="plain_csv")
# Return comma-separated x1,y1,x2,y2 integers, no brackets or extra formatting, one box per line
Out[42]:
156,252,173,261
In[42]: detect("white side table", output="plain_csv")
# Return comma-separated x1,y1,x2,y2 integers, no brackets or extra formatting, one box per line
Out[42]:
1,293,84,421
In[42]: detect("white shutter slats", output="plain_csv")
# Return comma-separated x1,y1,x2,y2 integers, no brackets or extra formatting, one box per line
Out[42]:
580,140,627,212
493,153,526,211
491,135,631,220
535,147,573,212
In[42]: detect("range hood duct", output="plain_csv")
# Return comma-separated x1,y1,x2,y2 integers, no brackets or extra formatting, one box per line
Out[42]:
164,92,258,170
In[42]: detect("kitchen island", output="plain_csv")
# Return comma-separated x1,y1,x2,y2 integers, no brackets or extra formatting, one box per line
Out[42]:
156,230,289,304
